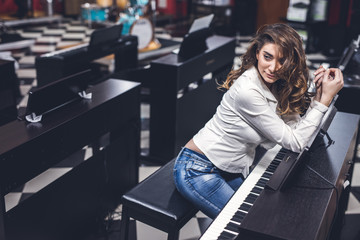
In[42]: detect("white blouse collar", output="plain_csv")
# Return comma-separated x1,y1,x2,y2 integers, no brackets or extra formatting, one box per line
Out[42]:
248,66,277,103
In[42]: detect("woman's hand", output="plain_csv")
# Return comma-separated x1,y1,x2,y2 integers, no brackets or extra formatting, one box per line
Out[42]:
313,65,327,86
313,65,326,102
319,68,344,106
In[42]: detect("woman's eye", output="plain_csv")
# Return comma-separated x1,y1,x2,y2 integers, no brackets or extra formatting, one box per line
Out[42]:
264,54,271,60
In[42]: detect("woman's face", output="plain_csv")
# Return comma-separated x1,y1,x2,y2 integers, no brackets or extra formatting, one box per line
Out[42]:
256,43,284,88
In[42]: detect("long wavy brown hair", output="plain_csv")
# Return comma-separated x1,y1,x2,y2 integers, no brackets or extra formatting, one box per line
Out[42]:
221,23,312,115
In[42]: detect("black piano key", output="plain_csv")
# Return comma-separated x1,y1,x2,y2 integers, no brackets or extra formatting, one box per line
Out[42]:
231,210,247,222
231,214,243,223
265,165,276,173
225,221,241,233
269,162,279,168
266,164,277,172
244,193,257,203
252,186,262,194
256,180,267,187
239,203,252,212
262,172,272,179
269,165,278,171
218,230,237,239
258,178,267,186
272,159,282,164
231,215,245,223
271,160,280,166
279,148,289,153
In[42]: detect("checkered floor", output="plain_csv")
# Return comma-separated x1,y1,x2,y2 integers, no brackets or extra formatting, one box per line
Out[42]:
1,16,360,240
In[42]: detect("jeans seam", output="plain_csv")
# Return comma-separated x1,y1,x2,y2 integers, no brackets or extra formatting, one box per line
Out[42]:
184,177,222,216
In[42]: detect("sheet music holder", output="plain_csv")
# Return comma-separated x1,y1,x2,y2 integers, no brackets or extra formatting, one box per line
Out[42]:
23,69,94,123
178,14,214,60
41,24,123,58
88,24,123,52
266,95,338,191
337,35,360,72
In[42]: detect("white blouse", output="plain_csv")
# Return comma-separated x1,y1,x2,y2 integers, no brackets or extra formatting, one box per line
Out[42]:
193,66,328,177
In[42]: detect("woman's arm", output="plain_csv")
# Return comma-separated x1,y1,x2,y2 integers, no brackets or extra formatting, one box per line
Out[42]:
233,68,343,153
235,86,328,153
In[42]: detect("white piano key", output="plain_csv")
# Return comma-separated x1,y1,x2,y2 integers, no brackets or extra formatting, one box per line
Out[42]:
200,145,282,240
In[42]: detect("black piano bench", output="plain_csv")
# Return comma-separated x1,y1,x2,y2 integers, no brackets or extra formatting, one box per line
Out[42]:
120,158,198,240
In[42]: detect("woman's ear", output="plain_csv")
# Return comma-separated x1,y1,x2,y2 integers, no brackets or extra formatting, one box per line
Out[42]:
256,49,259,61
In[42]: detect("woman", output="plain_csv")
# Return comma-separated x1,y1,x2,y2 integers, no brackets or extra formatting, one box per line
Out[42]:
173,23,343,219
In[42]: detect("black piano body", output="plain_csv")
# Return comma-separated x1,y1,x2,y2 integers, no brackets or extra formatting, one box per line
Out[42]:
0,79,140,240
0,59,20,126
35,34,138,87
149,35,236,163
237,111,359,240
335,37,360,115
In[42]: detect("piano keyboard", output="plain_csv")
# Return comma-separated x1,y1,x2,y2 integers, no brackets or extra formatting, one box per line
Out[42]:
200,144,287,240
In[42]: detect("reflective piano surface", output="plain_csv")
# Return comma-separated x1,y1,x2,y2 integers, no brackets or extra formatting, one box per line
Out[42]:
335,74,360,115
0,79,141,240
35,35,138,87
149,35,236,163
200,111,360,240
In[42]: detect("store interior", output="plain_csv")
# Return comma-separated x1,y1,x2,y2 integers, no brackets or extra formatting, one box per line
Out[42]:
0,0,360,239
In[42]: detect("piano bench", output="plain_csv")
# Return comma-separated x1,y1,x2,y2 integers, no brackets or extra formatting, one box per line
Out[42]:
120,158,198,240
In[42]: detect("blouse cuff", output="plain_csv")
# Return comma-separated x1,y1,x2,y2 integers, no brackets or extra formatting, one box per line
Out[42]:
311,100,329,113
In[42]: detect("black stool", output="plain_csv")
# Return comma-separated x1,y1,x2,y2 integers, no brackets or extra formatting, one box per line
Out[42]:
120,159,198,240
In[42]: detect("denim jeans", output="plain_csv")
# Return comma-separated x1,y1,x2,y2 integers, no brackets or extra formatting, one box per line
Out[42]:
173,147,244,219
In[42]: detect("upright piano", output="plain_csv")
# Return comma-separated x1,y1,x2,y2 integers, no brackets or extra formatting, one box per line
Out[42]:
0,59,20,126
200,111,359,240
0,78,140,240
35,32,138,87
149,35,236,163
111,34,236,163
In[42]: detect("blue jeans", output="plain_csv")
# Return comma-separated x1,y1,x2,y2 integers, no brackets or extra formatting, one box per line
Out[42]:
173,147,244,219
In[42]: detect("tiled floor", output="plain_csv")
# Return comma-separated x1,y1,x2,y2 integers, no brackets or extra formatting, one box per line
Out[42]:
1,16,360,240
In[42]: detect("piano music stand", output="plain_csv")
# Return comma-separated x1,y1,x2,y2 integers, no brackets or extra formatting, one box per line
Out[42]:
88,24,123,52
335,35,360,115
23,69,93,123
178,14,214,60
266,95,338,191
35,25,137,87
178,28,213,60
